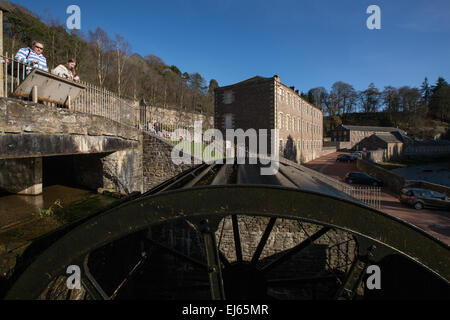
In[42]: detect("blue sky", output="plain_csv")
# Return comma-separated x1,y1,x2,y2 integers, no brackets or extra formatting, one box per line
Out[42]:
9,0,450,92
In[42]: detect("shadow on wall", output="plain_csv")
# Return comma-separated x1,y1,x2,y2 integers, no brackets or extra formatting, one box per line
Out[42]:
283,136,298,163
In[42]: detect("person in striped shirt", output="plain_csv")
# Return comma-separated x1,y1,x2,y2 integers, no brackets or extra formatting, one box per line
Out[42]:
14,40,49,75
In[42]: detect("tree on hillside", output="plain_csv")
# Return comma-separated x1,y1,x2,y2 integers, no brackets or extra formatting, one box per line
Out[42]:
189,72,206,112
359,83,380,113
307,87,328,111
330,81,357,117
398,86,422,113
420,77,432,106
114,34,131,96
429,77,450,122
382,86,400,113
208,79,219,96
89,27,113,87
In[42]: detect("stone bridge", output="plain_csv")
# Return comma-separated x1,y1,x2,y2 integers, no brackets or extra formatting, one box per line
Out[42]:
0,98,195,196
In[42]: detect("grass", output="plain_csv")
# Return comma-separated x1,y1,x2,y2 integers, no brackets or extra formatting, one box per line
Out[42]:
173,140,223,161
36,199,63,218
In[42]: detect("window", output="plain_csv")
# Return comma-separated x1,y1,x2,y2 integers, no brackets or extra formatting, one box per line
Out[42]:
286,115,290,130
279,139,283,153
298,119,301,132
292,117,295,131
278,113,283,129
224,91,233,104
279,88,284,102
287,93,290,105
224,114,233,129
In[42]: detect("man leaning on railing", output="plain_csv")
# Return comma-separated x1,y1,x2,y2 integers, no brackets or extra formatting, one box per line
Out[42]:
14,40,49,78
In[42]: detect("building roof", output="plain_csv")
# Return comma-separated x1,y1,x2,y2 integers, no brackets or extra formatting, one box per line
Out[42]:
341,124,406,134
218,76,272,89
373,133,402,144
391,131,414,144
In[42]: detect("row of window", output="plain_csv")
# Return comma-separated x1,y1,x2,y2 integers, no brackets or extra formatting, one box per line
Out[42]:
278,113,321,135
279,139,322,153
278,87,321,119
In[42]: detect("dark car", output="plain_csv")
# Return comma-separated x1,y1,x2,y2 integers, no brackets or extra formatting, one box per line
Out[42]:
399,187,450,211
336,154,357,162
344,172,383,187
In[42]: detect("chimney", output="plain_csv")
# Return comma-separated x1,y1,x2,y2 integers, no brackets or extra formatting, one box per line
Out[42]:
295,89,299,94
290,86,295,91
273,75,280,82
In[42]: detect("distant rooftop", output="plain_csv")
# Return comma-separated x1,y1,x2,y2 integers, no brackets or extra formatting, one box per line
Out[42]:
373,132,402,144
341,124,406,134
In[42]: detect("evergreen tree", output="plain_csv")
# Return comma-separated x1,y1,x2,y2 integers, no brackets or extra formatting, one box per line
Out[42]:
429,77,450,121
420,77,432,105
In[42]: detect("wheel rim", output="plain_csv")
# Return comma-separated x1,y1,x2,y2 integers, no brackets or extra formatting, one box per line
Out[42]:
5,186,450,300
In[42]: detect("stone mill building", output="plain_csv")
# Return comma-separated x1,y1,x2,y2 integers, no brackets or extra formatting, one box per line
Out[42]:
214,75,323,163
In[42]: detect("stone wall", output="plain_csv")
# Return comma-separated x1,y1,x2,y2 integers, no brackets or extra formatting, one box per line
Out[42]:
216,216,355,276
139,104,214,129
403,144,450,158
0,98,140,159
142,132,200,191
146,214,356,299
0,157,42,195
0,97,144,195
102,147,143,194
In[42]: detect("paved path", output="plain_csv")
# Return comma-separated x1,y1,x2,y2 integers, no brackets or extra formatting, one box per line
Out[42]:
304,152,450,245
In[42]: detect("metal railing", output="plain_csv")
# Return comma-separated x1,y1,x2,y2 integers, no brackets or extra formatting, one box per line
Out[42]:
0,52,30,97
0,53,214,133
0,52,140,126
282,158,382,209
71,81,139,127
342,185,381,209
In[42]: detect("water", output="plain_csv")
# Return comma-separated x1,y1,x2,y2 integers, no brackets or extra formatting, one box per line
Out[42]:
0,185,94,228
0,185,122,277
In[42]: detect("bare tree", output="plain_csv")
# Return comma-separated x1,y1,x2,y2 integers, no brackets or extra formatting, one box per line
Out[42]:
359,83,380,113
329,81,357,117
88,27,113,87
308,87,328,111
114,34,131,96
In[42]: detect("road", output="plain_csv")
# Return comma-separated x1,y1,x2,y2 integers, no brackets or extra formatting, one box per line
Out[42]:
304,152,450,245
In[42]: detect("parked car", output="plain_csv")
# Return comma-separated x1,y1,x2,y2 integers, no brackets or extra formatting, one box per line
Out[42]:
399,187,450,211
351,151,364,159
344,172,383,187
336,154,357,162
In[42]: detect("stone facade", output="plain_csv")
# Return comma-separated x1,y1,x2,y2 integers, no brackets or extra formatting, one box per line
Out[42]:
214,75,323,164
274,77,323,163
356,133,403,161
331,124,406,151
